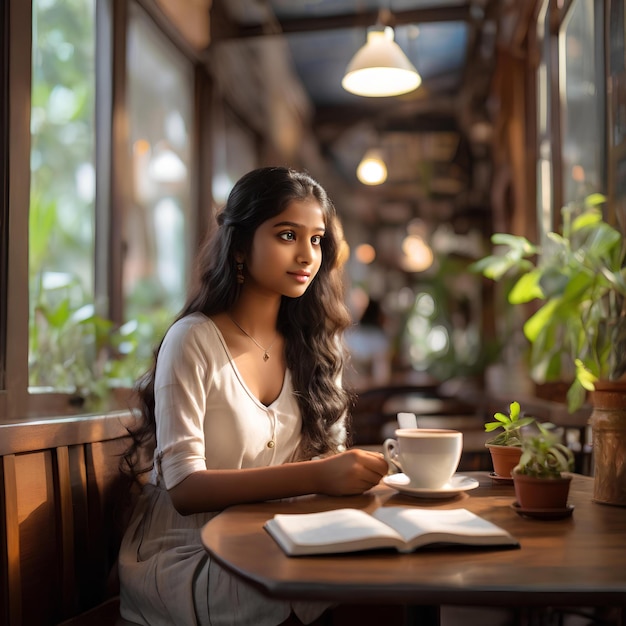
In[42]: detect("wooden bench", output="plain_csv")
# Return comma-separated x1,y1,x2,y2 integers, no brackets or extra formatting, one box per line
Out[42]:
0,411,140,626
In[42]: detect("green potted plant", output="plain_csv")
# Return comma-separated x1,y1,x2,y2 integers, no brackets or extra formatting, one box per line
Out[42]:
484,401,535,480
512,422,575,515
472,194,626,506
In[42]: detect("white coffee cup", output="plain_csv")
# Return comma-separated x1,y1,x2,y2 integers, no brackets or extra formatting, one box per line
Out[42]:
383,428,463,489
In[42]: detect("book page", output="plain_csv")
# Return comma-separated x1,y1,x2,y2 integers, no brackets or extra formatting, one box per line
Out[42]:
372,507,514,546
268,508,403,551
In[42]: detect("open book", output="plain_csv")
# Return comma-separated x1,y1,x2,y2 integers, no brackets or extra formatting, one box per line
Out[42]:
264,506,519,556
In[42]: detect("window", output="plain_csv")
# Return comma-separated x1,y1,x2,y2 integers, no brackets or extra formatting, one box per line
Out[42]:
211,102,259,206
3,0,272,422
111,4,197,383
535,0,553,243
28,0,97,393
125,5,194,323
17,0,199,415
558,0,606,204
0,0,7,394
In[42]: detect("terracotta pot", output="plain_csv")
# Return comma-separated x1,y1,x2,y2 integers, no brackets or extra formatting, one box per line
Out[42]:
513,472,572,509
485,444,522,478
589,381,626,507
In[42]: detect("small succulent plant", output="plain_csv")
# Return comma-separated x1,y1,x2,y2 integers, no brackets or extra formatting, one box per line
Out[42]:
484,401,535,447
514,421,575,479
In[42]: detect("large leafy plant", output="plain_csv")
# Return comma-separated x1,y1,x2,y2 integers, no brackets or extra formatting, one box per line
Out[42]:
471,194,626,412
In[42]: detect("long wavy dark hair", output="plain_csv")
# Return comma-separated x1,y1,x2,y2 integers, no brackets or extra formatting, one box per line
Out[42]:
122,166,354,480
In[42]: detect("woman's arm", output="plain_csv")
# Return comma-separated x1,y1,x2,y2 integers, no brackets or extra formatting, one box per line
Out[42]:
168,448,388,515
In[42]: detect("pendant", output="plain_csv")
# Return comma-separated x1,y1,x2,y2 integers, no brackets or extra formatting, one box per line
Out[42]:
267,440,275,448
263,351,270,361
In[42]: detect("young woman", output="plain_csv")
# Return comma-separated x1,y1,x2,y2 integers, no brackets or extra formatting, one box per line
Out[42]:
118,166,389,625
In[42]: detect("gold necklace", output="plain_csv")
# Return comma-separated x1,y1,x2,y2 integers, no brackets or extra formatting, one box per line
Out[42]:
228,314,277,362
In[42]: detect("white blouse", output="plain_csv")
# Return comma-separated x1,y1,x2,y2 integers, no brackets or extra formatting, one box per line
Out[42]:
151,312,304,489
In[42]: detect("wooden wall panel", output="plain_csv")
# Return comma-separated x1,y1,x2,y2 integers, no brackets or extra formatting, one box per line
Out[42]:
68,444,91,611
1,454,21,626
14,451,60,625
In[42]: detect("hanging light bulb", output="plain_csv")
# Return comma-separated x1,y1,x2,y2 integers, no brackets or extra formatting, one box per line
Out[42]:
342,26,421,97
356,149,388,185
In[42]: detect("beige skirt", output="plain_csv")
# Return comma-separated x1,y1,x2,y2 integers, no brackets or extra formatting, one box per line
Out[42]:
118,483,330,626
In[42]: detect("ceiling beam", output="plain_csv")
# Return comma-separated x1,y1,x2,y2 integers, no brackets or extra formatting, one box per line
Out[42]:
215,4,473,39
314,102,459,132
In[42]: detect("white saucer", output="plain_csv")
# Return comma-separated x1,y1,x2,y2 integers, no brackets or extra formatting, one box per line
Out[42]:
383,473,480,498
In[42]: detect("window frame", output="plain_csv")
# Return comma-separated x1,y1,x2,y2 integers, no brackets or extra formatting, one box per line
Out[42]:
0,0,9,397
531,0,554,245
556,0,607,207
528,0,608,234
4,0,32,420
606,0,626,226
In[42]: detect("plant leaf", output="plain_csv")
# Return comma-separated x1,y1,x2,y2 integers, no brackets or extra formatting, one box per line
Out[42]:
566,378,587,413
575,358,597,391
523,298,560,342
571,209,602,231
485,422,504,432
509,270,544,304
583,193,607,208
490,234,537,254
493,412,509,424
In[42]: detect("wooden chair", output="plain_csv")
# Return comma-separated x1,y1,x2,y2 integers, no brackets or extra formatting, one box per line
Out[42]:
0,412,139,626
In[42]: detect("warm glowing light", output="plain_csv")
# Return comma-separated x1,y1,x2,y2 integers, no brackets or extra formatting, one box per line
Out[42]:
356,149,387,185
342,27,421,98
355,243,376,264
134,139,150,156
401,235,433,272
572,165,585,182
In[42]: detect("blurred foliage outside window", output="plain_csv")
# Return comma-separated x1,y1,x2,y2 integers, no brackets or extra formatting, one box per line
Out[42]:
29,0,187,406
125,4,193,322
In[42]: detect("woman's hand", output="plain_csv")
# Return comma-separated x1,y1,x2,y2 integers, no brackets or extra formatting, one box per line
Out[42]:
314,448,388,496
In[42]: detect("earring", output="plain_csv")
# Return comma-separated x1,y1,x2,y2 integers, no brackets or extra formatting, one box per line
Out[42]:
236,262,244,284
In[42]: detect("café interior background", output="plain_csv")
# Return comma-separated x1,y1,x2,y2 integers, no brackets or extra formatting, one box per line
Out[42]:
2,0,624,418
